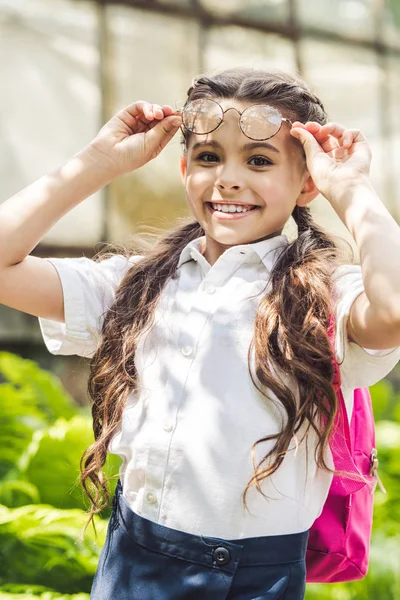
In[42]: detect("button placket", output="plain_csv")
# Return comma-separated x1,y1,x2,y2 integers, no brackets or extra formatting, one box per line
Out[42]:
159,266,225,518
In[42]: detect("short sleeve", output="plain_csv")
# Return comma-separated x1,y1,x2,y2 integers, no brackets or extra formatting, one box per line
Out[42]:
332,264,400,389
38,254,143,358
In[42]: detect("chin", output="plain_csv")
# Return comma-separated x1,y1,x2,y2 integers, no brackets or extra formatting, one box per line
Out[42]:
209,229,257,247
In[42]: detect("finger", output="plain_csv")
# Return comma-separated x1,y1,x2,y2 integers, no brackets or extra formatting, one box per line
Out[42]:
293,121,365,153
314,123,365,152
341,128,362,148
147,111,182,131
145,115,183,150
302,122,347,154
152,104,166,119
161,105,174,116
119,101,155,122
305,122,343,145
297,122,344,145
290,126,324,162
139,104,170,125
136,105,180,131
114,101,156,132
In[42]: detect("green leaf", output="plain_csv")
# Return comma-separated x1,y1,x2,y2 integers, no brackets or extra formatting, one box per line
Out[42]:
0,352,76,422
20,416,121,513
0,353,78,482
0,481,40,508
21,418,94,511
0,582,90,598
370,380,393,421
0,504,107,594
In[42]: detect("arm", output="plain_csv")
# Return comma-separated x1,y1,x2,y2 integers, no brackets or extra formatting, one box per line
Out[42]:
290,120,400,351
0,148,113,322
328,176,400,350
0,101,182,322
0,147,113,269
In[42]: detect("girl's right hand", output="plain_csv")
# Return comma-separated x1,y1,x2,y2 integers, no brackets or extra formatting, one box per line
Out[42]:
88,101,183,177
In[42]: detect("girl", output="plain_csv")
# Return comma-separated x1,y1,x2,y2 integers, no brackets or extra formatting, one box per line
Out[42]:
1,67,400,600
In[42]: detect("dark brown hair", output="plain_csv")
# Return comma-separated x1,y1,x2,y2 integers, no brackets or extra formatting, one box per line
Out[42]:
79,67,354,538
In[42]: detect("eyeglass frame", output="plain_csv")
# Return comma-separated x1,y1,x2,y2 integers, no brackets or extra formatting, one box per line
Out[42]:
176,98,294,142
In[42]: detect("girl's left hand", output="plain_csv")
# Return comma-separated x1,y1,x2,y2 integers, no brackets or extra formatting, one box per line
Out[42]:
289,121,372,200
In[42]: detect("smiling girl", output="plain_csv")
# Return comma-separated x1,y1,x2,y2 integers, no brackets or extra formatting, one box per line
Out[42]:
1,67,400,599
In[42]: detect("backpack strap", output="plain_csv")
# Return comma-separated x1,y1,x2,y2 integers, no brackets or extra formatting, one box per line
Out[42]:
326,314,370,495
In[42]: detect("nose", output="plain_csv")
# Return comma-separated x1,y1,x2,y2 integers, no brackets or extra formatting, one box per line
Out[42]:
215,164,242,191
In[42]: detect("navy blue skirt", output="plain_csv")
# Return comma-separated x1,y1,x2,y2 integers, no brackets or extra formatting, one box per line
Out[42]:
90,480,309,599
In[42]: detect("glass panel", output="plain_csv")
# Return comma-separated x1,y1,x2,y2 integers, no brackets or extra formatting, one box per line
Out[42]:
200,0,290,24
300,39,385,247
0,0,103,247
204,26,296,73
157,0,192,5
105,6,201,242
383,0,400,49
387,55,400,221
296,0,375,41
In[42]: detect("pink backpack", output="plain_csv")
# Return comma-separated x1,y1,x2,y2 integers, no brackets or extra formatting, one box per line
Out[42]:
305,316,385,583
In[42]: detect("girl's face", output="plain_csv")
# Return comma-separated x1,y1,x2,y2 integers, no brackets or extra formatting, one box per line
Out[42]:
180,98,318,265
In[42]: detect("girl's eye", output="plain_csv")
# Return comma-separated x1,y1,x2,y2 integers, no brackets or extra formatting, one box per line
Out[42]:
196,153,273,167
249,156,273,167
197,153,218,163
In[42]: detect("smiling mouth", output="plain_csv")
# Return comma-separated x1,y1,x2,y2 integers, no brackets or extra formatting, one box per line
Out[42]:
206,202,258,213
205,202,260,219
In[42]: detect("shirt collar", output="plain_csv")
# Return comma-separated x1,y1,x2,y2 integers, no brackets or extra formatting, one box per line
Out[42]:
177,234,289,270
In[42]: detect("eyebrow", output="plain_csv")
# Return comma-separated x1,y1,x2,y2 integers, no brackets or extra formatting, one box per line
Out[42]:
191,139,281,154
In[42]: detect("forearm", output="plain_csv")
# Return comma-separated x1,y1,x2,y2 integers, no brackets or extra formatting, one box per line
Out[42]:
0,145,115,267
327,176,400,321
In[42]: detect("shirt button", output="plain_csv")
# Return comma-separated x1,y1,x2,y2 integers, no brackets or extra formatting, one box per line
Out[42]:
181,346,193,357
163,421,173,432
204,283,216,294
146,491,157,505
212,546,230,565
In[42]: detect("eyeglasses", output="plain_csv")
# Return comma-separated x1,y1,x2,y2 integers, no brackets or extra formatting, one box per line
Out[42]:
177,98,293,141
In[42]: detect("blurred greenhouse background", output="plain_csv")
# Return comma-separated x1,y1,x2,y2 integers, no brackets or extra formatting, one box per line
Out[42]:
0,0,399,598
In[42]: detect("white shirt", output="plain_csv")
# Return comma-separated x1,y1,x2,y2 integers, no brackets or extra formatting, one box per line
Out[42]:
38,234,400,538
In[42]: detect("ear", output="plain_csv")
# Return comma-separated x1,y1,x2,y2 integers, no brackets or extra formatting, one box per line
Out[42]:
179,155,187,184
296,170,320,207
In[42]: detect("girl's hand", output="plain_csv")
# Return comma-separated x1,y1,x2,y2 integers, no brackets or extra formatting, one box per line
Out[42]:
289,121,372,200
88,101,182,177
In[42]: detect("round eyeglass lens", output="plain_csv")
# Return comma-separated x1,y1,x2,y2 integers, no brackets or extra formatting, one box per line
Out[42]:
240,105,282,140
182,99,223,134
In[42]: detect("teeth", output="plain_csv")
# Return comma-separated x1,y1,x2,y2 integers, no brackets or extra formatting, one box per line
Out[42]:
211,203,253,213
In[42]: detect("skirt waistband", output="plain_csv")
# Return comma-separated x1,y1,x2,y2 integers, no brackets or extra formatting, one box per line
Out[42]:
113,480,309,572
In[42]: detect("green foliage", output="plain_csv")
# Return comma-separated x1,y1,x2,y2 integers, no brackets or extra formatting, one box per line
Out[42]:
369,379,400,423
0,583,89,598
0,480,40,508
21,417,94,511
0,352,117,595
0,352,399,597
0,503,107,593
0,352,77,483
